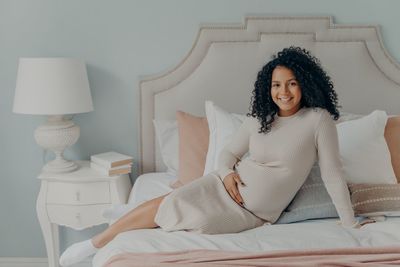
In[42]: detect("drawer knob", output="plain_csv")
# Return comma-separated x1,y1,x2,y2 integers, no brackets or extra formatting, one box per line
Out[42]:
75,191,81,201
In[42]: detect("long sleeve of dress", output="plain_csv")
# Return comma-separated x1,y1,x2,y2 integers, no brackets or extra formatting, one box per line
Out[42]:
316,111,358,227
217,117,252,180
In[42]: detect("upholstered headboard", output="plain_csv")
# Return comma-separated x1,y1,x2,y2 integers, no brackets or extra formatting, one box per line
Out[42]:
139,16,400,174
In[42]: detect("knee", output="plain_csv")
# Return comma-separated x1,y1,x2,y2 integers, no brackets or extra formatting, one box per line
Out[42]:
153,193,168,207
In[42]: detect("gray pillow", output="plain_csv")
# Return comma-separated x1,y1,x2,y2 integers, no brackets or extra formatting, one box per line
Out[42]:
276,163,338,224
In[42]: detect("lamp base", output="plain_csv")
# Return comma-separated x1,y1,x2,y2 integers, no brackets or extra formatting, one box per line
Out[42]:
42,158,78,173
35,115,80,173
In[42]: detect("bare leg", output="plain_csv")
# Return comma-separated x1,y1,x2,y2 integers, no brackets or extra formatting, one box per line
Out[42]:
59,194,169,266
92,193,168,248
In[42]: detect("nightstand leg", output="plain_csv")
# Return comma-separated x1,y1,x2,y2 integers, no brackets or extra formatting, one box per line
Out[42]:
37,182,60,267
51,223,60,266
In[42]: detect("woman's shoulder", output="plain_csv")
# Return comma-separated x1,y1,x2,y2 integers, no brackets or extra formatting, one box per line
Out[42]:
303,107,332,121
242,115,259,127
300,108,335,131
240,115,267,133
306,108,338,134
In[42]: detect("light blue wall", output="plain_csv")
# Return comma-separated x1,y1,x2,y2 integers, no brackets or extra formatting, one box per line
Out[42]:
1,0,400,257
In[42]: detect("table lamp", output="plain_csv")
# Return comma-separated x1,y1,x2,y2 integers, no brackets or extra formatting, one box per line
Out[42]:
13,58,94,173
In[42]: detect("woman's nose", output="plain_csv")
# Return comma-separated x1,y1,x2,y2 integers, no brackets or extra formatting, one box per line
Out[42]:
280,85,289,93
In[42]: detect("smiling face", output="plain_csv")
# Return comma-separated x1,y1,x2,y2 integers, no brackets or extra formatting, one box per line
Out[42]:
271,66,302,117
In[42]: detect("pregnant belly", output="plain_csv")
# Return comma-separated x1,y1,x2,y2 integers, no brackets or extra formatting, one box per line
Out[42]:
235,158,295,221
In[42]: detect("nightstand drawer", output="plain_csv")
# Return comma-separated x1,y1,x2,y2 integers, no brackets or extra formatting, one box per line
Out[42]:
47,204,110,230
47,182,110,205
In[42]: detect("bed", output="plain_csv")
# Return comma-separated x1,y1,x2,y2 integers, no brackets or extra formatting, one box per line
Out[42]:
93,16,400,267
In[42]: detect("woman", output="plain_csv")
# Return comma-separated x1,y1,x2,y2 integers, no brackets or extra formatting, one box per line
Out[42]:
60,47,360,266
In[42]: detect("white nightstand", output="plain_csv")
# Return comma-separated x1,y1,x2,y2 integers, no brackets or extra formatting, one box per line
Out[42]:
36,160,132,267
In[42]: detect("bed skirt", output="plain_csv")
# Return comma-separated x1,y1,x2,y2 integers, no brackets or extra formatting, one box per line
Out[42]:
103,246,400,267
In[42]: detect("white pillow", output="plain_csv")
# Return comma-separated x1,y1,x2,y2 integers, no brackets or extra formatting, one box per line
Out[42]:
153,119,179,175
203,101,245,175
336,112,364,123
203,103,396,184
336,110,396,184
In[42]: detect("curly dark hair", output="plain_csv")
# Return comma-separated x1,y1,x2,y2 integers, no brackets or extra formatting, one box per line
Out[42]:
248,46,340,133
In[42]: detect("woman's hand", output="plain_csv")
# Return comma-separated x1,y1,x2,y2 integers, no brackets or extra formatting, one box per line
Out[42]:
223,173,245,207
336,218,377,229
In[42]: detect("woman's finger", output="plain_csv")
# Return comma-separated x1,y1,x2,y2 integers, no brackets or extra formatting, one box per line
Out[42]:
232,188,244,204
359,218,376,226
233,175,245,186
230,186,244,205
228,189,238,203
229,189,242,205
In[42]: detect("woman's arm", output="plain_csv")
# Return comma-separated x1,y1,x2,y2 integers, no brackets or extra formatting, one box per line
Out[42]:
316,111,358,228
217,117,252,180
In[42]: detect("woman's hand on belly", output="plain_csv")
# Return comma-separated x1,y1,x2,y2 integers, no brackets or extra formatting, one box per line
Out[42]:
235,158,293,217
222,173,246,207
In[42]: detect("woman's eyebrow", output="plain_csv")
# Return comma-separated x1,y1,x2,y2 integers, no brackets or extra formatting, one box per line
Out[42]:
272,78,296,83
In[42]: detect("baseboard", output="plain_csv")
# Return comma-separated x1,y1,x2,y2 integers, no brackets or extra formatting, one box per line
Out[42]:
0,257,91,267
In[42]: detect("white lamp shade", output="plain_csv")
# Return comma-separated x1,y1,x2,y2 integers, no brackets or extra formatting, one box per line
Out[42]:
13,58,93,115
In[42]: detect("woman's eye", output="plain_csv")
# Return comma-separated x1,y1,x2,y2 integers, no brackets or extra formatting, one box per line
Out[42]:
272,84,279,88
290,82,297,86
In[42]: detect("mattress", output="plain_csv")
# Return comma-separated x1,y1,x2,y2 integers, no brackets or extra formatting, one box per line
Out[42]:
93,172,400,267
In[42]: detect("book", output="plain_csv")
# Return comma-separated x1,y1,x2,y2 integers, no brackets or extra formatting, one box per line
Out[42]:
90,151,133,168
90,162,132,176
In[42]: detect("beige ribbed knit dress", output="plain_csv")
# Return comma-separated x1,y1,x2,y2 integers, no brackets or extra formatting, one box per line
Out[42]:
154,108,357,234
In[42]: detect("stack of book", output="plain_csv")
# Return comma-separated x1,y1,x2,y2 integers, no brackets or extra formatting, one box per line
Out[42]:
90,151,133,176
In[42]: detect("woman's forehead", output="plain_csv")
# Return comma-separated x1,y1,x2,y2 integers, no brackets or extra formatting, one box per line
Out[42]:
272,66,296,80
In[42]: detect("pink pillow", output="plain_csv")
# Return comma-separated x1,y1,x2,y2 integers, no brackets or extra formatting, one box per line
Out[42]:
170,111,209,188
385,116,400,183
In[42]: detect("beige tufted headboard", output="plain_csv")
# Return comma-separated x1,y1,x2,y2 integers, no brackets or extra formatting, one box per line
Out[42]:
139,16,400,174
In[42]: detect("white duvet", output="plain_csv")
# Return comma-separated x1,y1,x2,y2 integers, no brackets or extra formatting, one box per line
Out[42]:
93,172,400,267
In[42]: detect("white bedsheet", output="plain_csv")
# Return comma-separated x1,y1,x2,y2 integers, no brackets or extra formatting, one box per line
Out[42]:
102,172,175,223
128,172,176,205
93,172,400,267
